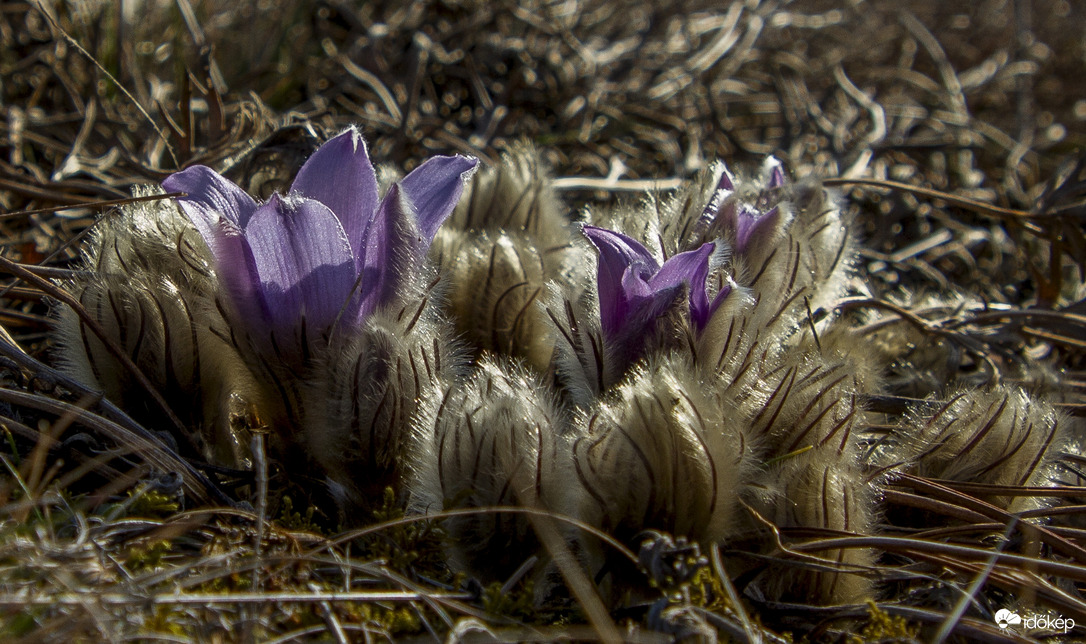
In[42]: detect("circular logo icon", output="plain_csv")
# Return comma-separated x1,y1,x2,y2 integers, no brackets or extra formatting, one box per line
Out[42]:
995,608,1022,629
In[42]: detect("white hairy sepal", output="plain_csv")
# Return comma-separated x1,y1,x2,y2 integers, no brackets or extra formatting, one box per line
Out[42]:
711,331,878,604
542,282,606,407
429,144,587,373
748,456,876,605
53,188,260,468
895,386,1073,513
432,227,558,373
738,184,851,321
569,354,757,545
694,188,856,381
407,355,579,585
302,271,468,516
444,142,573,251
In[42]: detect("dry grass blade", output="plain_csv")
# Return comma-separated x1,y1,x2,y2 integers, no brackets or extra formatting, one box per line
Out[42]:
0,388,217,506
932,519,1018,644
824,177,1030,219
792,535,1086,604
892,474,1086,565
28,1,178,167
0,192,185,220
0,590,472,607
0,254,189,438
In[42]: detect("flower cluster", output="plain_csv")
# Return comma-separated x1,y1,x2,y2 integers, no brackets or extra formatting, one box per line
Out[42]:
55,132,1077,616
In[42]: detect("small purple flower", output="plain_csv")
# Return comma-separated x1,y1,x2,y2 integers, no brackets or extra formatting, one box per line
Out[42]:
727,203,781,255
583,225,728,345
703,157,786,255
163,127,477,360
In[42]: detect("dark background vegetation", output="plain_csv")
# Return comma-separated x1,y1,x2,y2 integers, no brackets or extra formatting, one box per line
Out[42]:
5,0,1086,305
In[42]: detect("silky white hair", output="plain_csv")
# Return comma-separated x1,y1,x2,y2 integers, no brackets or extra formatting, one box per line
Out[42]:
429,143,589,374
569,353,757,546
894,385,1072,513
302,269,467,517
407,354,579,587
53,187,262,468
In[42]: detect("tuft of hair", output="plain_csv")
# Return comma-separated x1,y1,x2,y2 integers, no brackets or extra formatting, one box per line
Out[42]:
696,185,856,385
895,386,1073,513
540,283,607,407
742,179,853,318
429,143,589,372
746,360,876,605
712,328,878,605
301,268,468,519
569,354,757,549
52,188,260,468
408,355,579,588
748,456,877,605
443,142,573,249
432,228,557,373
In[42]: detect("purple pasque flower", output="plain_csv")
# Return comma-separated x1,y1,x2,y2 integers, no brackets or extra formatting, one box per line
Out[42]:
701,156,786,255
163,127,477,360
583,225,728,344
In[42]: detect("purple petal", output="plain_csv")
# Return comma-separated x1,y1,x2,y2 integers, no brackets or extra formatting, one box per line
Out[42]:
695,162,736,233
607,275,683,368
716,162,736,192
733,206,758,253
651,242,715,329
612,263,658,332
359,183,421,318
290,127,379,264
707,282,733,321
765,156,786,189
163,165,258,231
245,194,358,336
204,219,270,325
583,226,660,337
398,155,479,244
735,205,781,255
619,264,655,301
582,226,659,269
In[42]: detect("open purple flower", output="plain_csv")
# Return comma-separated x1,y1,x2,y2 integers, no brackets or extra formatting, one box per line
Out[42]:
583,225,728,344
163,127,477,360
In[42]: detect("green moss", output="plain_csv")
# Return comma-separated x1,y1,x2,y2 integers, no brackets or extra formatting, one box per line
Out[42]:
482,579,537,622
1,611,40,638
358,603,423,635
125,539,172,571
358,487,449,576
277,495,320,532
849,601,920,643
142,605,187,637
687,566,731,613
125,489,179,518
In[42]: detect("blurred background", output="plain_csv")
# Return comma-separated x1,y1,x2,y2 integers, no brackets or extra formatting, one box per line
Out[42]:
4,0,1086,309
